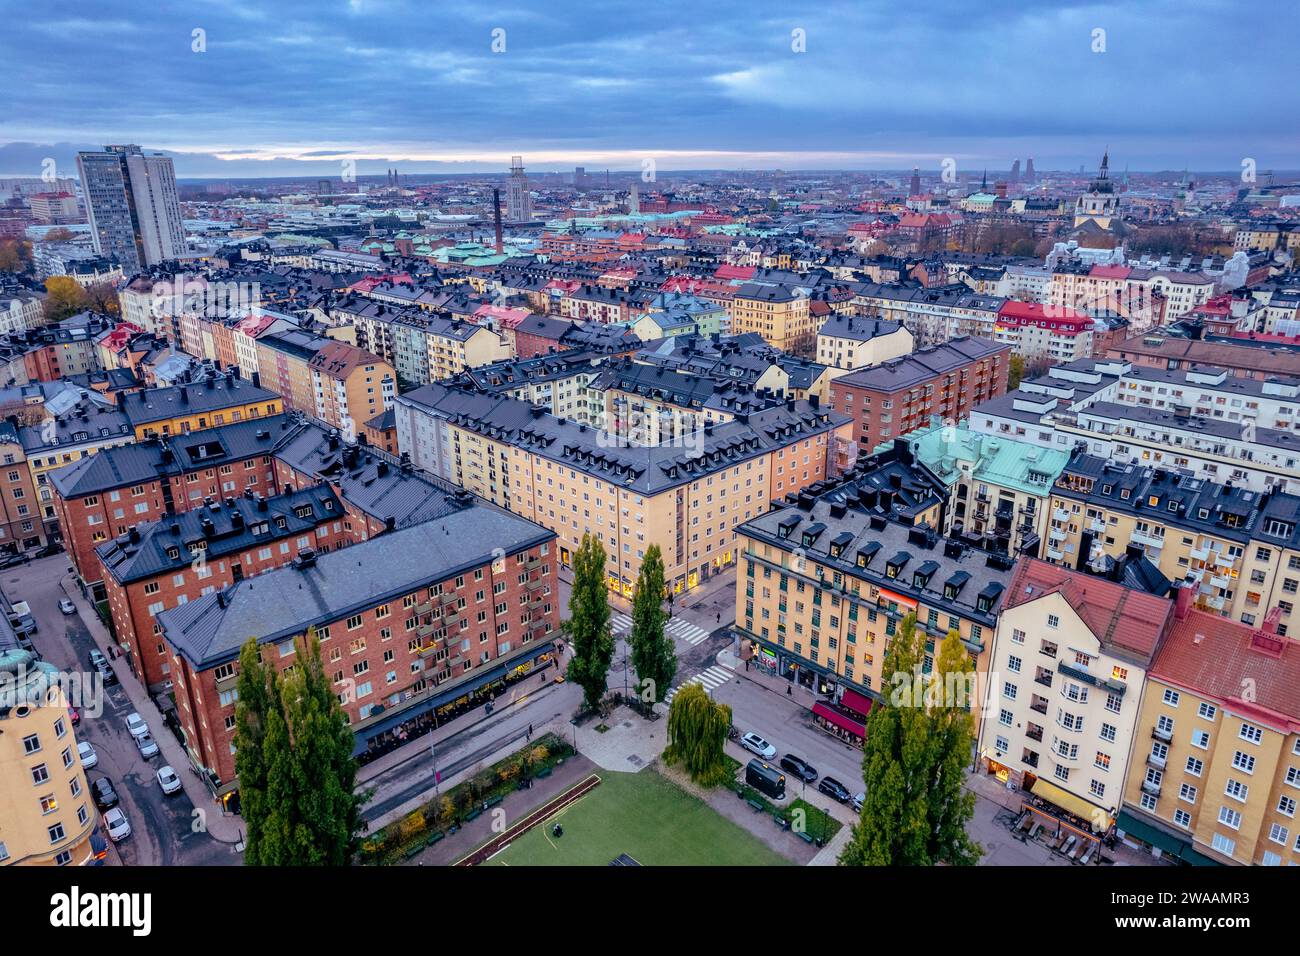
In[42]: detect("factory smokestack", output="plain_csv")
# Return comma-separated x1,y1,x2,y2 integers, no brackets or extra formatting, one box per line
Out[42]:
492,187,504,254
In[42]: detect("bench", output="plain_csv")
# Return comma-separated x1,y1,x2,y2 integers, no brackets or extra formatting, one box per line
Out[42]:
797,830,815,844
774,814,790,830
404,844,423,860
746,799,765,813
426,831,445,846
465,808,482,821
536,767,553,779
485,795,503,809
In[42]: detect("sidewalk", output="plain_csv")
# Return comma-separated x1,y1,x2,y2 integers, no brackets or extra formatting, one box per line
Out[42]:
60,574,245,846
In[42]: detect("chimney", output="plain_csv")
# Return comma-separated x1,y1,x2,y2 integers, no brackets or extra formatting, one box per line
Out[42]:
492,187,504,255
251,371,261,389
1174,581,1193,621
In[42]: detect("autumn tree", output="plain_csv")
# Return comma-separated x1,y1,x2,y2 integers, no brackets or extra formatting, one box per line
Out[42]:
43,275,87,322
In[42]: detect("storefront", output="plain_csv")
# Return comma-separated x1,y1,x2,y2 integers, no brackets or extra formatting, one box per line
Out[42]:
811,700,866,748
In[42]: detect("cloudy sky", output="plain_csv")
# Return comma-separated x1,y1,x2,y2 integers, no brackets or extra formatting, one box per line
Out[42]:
2,0,1296,178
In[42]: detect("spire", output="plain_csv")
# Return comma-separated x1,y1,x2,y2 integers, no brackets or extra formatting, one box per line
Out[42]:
981,168,988,190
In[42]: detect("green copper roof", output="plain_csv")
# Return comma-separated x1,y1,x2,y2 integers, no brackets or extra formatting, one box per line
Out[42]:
875,421,1070,497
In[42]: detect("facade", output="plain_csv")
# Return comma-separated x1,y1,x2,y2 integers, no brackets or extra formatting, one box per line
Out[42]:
394,382,853,596
827,336,1011,451
96,485,350,689
978,558,1174,834
156,505,559,794
0,645,97,867
306,341,396,441
506,156,533,221
815,316,913,371
118,373,283,440
1120,605,1300,866
730,283,814,353
76,145,185,272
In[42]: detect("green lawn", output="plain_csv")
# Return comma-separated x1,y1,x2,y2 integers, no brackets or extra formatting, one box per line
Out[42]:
489,769,793,866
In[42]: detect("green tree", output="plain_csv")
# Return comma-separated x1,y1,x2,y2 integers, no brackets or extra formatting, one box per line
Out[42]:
234,631,369,865
839,614,982,866
232,637,271,865
663,682,732,786
628,544,676,703
563,532,614,710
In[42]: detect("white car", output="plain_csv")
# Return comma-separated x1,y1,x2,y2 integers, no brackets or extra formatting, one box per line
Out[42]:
77,741,98,770
135,732,160,759
740,731,777,760
58,598,76,615
103,807,131,842
125,712,149,739
156,765,182,796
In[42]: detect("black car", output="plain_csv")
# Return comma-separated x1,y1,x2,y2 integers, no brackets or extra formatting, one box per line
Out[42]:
91,777,119,811
779,754,818,783
88,649,117,686
818,776,852,803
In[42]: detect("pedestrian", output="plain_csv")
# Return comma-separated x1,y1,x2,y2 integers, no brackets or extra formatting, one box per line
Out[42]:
716,612,721,624
527,723,533,739
786,684,792,696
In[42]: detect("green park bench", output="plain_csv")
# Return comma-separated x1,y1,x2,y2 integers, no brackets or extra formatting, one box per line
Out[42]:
426,831,445,847
465,808,482,821
485,795,503,808
536,767,553,779
746,799,765,813
404,844,423,860
797,831,815,844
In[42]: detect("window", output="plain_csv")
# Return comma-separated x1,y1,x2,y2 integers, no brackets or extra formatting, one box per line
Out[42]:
1186,757,1204,776
1231,751,1256,774
1191,730,1211,749
1173,809,1192,829
1217,806,1242,830
1211,833,1236,856
1179,783,1197,804
1162,688,1180,706
1239,723,1263,745
1224,779,1248,802
1047,614,1059,629
1270,823,1291,846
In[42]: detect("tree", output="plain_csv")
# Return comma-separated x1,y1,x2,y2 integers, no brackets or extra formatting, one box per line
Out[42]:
43,275,87,322
663,682,732,786
628,544,676,703
232,637,272,865
82,281,121,317
563,532,614,710
0,239,32,273
234,631,369,865
839,614,982,866
1007,354,1026,390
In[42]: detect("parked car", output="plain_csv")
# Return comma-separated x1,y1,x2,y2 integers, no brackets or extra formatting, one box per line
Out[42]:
58,598,76,615
103,807,131,843
10,614,37,638
779,754,818,783
156,765,182,796
740,732,777,760
77,741,98,770
125,712,149,739
0,553,28,570
68,706,80,727
852,791,865,812
818,776,852,803
36,543,64,558
88,649,117,686
90,777,119,811
135,732,159,759
88,648,108,670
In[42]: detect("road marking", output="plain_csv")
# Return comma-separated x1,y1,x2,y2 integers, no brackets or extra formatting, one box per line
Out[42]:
611,614,711,646
663,665,733,703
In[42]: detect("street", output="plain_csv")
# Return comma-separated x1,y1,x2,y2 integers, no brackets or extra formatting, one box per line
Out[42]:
4,554,237,866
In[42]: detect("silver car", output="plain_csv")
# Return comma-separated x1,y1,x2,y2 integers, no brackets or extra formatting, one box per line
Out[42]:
135,732,160,759
103,807,131,842
740,731,777,760
156,765,182,796
125,712,149,739
77,741,98,770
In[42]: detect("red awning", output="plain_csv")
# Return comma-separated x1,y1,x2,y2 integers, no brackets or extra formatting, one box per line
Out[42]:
812,701,866,738
839,689,874,719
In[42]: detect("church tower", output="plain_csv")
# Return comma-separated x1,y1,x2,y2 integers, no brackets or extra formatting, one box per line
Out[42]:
1073,150,1120,230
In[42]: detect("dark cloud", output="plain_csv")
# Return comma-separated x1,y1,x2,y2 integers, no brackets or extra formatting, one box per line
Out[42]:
3,0,1296,175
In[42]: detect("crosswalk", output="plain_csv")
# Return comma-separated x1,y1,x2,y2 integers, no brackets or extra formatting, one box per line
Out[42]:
609,613,712,646
664,664,733,703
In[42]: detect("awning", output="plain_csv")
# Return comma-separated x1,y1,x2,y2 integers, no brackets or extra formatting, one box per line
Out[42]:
839,688,874,720
1116,810,1221,867
812,701,866,738
1029,778,1111,831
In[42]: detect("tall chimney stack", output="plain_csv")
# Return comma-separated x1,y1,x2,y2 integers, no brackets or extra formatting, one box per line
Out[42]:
492,187,504,254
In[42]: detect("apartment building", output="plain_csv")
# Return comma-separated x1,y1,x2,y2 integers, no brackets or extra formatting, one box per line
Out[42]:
827,336,1011,451
118,373,283,440
815,316,913,371
307,340,396,441
96,485,349,689
734,456,1007,718
994,301,1094,364
155,506,559,795
889,420,1071,557
394,383,853,596
1119,600,1300,866
1107,331,1300,382
729,283,814,353
0,644,97,866
1045,453,1300,633
978,558,1174,837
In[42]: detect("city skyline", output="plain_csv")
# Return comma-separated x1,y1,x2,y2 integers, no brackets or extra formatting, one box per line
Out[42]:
2,0,1298,178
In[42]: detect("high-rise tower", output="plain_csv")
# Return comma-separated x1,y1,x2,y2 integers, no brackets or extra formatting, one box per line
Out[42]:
506,155,532,221
77,144,185,272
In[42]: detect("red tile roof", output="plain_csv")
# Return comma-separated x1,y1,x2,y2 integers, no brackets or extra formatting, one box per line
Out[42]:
1003,558,1172,662
1152,609,1300,733
1089,265,1132,280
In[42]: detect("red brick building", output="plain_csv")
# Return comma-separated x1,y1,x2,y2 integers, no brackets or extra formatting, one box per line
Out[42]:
827,335,1011,451
96,485,349,688
157,506,560,794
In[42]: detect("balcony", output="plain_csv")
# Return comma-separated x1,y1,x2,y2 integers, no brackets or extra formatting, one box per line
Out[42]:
1025,726,1044,743
525,577,547,592
1147,752,1167,770
1088,518,1107,534
1152,725,1172,743
1130,528,1165,550
1034,670,1054,689
1141,779,1162,797
1053,506,1071,523
1029,698,1049,716
1046,547,1065,562
440,592,458,607
414,601,433,615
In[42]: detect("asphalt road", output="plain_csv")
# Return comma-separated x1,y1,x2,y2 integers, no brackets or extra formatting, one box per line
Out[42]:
4,554,237,866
